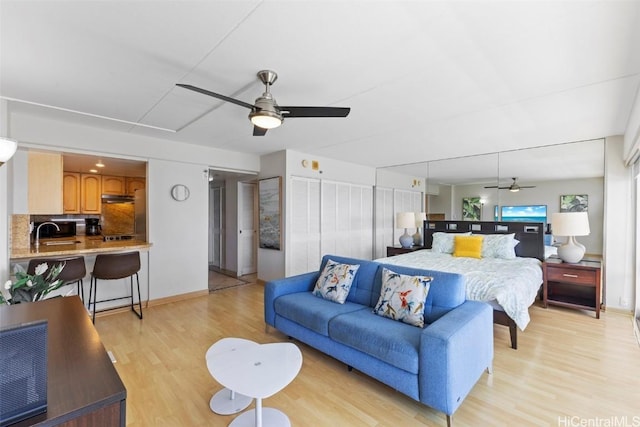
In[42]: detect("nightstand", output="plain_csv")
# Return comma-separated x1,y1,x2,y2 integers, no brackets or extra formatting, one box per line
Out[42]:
542,258,602,318
386,246,425,257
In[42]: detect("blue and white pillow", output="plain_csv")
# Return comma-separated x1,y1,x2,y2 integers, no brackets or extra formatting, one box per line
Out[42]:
480,233,518,259
373,268,432,327
313,259,360,304
431,232,471,254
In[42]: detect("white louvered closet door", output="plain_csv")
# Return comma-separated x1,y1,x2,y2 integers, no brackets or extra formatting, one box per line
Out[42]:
321,181,374,260
289,177,321,276
375,187,394,259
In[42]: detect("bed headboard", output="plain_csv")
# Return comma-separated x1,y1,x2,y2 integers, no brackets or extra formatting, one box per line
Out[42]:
423,220,545,261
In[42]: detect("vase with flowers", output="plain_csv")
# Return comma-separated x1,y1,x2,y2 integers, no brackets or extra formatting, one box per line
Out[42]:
1,261,65,305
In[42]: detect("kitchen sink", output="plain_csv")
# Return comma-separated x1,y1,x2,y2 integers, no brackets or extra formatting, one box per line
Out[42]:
43,240,81,246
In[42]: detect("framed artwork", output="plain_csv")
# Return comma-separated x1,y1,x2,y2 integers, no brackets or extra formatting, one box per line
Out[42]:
462,197,481,221
560,194,588,212
259,177,282,250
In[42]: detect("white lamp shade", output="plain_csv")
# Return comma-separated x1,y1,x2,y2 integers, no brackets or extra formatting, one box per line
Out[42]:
0,137,18,164
414,212,427,227
551,212,590,237
396,212,415,229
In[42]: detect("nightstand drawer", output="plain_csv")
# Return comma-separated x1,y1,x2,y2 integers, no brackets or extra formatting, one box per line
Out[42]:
546,267,596,285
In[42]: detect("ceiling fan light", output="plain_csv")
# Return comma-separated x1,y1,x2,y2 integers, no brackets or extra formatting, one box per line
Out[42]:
249,110,282,129
509,187,520,192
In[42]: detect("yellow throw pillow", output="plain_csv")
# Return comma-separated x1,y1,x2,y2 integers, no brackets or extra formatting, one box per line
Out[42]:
453,235,484,258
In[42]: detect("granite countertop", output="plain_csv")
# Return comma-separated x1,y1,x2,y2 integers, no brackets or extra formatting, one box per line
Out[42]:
10,235,152,260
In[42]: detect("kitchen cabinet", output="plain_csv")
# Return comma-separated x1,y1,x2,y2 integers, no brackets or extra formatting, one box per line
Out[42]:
126,177,145,195
63,172,81,213
102,175,126,195
64,173,102,214
81,174,102,214
28,151,63,214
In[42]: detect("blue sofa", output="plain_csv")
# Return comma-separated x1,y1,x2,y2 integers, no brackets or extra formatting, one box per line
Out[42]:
264,255,494,425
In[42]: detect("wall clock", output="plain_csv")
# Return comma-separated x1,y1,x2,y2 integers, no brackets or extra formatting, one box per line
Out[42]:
170,184,190,201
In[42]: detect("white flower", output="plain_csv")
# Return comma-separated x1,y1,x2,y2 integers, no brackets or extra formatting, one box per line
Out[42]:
34,263,49,276
26,279,34,288
4,280,11,290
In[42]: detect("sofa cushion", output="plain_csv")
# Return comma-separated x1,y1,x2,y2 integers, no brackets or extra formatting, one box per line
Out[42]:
329,309,422,374
318,255,380,306
274,292,367,336
312,259,360,304
373,268,432,327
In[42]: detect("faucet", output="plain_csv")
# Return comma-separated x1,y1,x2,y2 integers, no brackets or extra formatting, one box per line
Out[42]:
35,222,60,250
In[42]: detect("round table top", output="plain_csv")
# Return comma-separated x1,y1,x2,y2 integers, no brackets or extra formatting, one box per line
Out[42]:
207,341,302,399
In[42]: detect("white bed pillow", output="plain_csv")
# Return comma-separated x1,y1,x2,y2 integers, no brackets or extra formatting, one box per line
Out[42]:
431,232,471,254
479,233,518,259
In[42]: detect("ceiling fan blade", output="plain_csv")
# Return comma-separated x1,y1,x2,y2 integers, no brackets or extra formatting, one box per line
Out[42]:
176,84,255,110
520,185,536,188
483,185,498,188
280,106,350,118
253,126,268,136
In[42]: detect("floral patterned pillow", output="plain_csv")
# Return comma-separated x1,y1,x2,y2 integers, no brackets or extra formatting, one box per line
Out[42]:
373,268,433,327
312,259,360,304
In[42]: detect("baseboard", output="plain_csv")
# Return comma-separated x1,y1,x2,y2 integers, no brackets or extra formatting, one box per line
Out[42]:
257,279,266,286
147,289,209,307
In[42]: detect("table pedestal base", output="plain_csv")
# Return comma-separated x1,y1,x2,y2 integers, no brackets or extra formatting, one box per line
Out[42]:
210,388,252,415
229,399,290,427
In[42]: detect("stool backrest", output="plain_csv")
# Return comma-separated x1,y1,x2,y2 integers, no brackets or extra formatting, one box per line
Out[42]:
92,252,141,280
27,256,86,284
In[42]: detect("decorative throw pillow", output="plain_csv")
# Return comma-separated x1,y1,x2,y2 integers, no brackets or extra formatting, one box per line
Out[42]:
431,232,471,254
373,268,432,327
312,259,360,304
480,233,517,259
453,235,484,258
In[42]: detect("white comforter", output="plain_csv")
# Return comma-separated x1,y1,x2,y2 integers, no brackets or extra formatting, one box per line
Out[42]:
376,250,543,331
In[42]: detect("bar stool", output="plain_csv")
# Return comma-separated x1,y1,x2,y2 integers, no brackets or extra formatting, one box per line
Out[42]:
88,251,143,323
27,256,86,302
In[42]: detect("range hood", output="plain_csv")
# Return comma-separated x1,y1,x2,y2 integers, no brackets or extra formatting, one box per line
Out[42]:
101,194,134,203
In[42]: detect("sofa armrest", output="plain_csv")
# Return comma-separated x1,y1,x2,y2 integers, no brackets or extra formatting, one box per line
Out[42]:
418,300,493,416
264,271,319,326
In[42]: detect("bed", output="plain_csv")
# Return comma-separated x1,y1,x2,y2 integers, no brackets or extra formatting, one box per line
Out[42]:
376,220,546,349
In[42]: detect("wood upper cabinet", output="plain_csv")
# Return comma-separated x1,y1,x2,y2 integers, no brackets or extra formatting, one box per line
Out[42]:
102,175,126,195
64,173,103,214
81,174,102,214
28,151,63,214
63,172,81,213
126,177,145,196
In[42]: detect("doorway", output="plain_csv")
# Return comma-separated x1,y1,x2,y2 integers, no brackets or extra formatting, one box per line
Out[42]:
208,169,258,287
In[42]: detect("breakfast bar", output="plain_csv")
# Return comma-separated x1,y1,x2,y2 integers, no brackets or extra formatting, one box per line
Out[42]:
10,237,152,314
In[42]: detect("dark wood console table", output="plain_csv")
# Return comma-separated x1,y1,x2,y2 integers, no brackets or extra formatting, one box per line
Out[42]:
0,296,126,426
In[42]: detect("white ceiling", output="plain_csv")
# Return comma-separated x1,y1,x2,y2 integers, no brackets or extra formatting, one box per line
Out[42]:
1,1,639,171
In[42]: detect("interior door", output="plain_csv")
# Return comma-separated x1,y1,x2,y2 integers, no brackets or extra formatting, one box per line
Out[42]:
238,181,257,276
209,185,223,268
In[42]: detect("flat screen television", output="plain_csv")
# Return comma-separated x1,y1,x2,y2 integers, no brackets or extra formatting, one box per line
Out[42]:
0,320,48,427
500,204,547,224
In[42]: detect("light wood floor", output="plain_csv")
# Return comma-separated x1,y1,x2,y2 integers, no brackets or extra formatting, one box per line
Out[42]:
95,281,640,426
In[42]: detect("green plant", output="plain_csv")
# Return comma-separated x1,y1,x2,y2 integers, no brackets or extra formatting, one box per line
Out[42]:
1,262,65,305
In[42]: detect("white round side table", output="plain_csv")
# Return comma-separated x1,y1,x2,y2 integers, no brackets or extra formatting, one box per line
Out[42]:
205,338,258,415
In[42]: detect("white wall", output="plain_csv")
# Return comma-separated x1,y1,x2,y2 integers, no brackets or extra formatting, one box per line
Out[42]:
603,136,634,311
147,159,210,299
3,112,260,301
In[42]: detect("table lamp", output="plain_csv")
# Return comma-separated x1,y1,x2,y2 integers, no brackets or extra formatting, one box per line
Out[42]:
551,212,590,263
396,212,416,248
413,212,427,246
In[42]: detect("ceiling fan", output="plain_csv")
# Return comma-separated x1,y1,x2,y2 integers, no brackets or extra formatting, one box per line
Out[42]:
484,177,536,192
176,70,350,136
